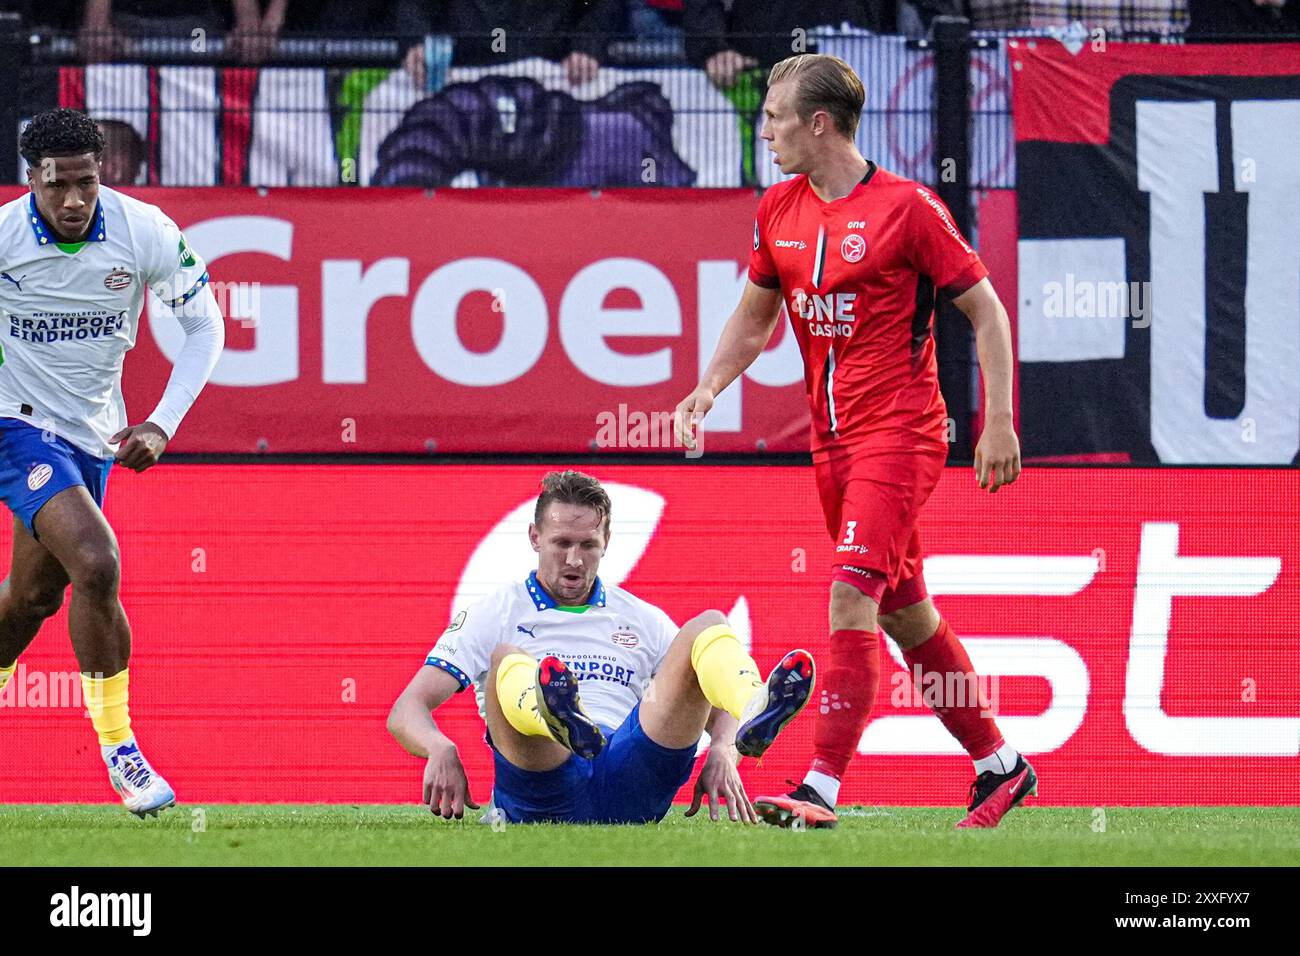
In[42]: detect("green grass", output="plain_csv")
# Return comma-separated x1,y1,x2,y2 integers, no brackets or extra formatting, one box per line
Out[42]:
3,805,1299,866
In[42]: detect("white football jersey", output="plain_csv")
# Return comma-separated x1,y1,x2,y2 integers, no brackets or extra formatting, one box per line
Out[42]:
425,571,680,732
0,185,209,457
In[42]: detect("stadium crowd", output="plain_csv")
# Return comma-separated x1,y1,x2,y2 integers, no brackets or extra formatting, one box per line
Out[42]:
0,1,1295,81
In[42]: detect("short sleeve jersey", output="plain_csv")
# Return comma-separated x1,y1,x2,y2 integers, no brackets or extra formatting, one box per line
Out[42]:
0,185,210,456
424,572,680,731
748,162,987,455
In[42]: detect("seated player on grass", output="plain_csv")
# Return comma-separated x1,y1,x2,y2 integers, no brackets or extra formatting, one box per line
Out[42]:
388,470,815,825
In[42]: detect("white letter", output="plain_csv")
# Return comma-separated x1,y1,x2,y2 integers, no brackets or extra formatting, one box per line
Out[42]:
321,258,409,383
859,554,1097,754
49,893,69,927
696,261,801,431
410,259,547,386
150,216,298,385
1125,522,1294,755
559,259,679,386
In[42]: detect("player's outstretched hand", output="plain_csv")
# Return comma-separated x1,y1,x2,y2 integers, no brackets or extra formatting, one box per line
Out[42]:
685,745,758,824
672,387,713,453
423,743,479,821
974,419,1021,494
110,422,169,473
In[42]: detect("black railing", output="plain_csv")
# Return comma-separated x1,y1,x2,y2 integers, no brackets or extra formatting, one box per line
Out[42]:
6,19,1297,191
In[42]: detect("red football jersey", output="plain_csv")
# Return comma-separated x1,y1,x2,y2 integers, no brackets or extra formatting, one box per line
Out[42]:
748,162,987,455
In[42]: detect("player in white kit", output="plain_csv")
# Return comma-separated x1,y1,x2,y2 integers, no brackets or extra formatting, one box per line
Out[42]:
0,109,225,816
388,471,817,824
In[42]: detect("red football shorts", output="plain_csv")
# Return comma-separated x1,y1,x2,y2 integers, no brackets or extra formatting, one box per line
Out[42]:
815,445,947,599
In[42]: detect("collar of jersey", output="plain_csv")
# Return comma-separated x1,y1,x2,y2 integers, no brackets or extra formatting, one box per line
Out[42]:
525,570,606,611
28,193,106,247
807,160,878,208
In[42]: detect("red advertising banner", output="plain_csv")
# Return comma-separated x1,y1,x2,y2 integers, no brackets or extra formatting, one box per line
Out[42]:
0,186,811,454
2,464,1296,806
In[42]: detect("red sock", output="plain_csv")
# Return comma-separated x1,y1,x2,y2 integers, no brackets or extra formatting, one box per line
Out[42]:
903,619,1003,760
810,629,879,780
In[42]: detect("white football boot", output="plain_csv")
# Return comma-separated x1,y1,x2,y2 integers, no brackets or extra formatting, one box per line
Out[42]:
104,740,176,818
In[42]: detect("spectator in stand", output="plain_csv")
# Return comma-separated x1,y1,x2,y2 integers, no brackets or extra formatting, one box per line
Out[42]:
684,1,897,89
966,0,1189,32
426,0,622,86
0,1,81,30
1187,0,1299,37
628,0,685,41
75,0,302,65
225,0,288,65
77,0,228,62
96,118,146,184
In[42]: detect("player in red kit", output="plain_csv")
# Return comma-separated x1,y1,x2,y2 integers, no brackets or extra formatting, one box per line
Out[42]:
675,54,1033,829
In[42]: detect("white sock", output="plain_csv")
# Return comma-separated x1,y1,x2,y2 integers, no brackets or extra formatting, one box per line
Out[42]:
973,742,1020,776
802,769,841,807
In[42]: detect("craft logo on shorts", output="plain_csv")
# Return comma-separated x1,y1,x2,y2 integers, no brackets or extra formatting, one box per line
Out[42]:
103,270,132,291
27,462,53,491
610,630,639,648
841,233,866,263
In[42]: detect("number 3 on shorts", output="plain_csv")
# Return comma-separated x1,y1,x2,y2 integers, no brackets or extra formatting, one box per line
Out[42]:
842,520,857,545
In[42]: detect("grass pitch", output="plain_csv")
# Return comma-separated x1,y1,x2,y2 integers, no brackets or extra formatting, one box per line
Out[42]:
3,805,1298,866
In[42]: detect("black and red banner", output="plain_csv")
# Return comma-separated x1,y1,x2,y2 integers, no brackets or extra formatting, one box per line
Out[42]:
1011,41,1300,465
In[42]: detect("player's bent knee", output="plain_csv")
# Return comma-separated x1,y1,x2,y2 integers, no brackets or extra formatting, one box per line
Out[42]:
489,643,527,670
682,609,727,636
879,600,940,649
14,583,66,621
68,547,121,599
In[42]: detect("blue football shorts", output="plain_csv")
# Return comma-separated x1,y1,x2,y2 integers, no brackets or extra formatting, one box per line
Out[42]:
0,417,112,537
490,701,699,824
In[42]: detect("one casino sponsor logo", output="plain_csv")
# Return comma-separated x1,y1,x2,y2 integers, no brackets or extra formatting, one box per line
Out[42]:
797,291,858,337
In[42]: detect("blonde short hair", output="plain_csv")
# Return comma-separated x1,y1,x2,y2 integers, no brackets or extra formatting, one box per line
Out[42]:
767,54,865,138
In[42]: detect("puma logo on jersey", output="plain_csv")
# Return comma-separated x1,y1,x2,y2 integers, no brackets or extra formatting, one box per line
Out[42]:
516,624,538,639
1,272,25,292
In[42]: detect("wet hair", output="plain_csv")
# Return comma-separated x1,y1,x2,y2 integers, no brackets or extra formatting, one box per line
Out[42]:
20,108,106,167
534,471,611,534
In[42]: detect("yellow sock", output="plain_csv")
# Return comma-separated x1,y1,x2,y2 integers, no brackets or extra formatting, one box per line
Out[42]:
0,661,15,695
691,624,764,720
81,669,133,746
495,653,552,739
